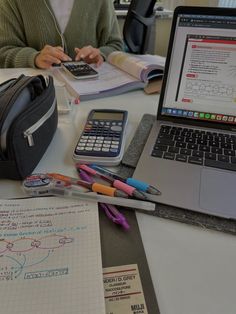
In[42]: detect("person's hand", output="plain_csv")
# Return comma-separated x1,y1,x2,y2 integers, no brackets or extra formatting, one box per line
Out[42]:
75,46,103,67
35,45,71,69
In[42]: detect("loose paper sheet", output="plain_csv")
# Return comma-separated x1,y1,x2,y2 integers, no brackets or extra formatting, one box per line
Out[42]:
0,197,105,314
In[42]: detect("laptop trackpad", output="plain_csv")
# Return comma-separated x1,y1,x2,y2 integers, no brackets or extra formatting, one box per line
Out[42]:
200,168,236,219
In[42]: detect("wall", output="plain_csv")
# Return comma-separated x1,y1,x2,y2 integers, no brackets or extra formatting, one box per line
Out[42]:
155,17,172,56
154,0,219,56
116,0,220,57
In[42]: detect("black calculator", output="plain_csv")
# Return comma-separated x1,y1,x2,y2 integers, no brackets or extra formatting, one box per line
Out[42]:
62,61,99,80
73,109,128,166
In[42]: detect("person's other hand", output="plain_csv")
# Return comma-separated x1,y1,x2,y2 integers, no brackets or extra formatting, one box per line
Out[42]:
35,45,71,69
75,46,103,67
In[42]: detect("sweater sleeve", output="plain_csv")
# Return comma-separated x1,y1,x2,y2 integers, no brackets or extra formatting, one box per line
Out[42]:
0,1,39,68
97,0,124,59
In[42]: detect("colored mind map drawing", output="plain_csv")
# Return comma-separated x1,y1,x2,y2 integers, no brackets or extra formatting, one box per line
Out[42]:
0,234,73,280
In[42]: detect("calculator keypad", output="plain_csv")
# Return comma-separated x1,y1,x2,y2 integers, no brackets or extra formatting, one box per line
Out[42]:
75,120,123,156
64,62,97,76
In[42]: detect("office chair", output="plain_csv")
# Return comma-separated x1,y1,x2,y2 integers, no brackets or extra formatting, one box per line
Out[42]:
123,0,156,54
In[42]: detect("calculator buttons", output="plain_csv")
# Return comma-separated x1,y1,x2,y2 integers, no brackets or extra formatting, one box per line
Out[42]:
111,126,122,132
75,119,126,156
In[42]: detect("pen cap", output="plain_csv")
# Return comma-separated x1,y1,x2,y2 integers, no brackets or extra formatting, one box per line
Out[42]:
121,219,130,231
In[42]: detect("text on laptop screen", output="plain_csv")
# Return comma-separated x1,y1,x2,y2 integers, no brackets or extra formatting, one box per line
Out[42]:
162,13,236,124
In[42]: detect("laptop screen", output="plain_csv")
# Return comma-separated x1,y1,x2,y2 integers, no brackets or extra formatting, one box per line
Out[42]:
161,9,236,125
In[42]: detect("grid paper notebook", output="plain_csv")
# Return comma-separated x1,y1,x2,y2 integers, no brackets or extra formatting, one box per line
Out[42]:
0,197,105,314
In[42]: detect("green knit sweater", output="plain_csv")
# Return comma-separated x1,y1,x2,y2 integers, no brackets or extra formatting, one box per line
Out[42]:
0,0,123,68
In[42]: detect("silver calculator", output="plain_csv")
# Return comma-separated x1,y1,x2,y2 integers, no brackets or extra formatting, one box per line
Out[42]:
73,109,128,166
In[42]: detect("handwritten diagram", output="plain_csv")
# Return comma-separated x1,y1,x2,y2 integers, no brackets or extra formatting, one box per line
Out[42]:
0,235,73,280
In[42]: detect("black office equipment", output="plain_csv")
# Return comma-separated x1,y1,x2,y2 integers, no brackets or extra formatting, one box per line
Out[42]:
123,0,156,54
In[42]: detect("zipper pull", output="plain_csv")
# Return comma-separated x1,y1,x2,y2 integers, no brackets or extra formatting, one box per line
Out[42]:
24,131,34,146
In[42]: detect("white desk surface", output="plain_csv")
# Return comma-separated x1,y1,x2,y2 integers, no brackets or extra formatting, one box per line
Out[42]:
1,69,236,314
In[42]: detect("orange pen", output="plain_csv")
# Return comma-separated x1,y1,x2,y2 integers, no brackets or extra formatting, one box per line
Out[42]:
47,173,128,198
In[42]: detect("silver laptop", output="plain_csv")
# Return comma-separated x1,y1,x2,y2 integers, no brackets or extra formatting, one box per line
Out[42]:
133,6,236,219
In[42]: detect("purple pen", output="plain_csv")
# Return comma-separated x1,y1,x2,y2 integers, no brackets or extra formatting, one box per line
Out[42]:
77,168,130,230
99,202,130,231
78,168,94,184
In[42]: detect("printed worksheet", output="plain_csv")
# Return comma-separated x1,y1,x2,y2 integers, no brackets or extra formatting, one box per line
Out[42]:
177,35,236,110
0,197,105,314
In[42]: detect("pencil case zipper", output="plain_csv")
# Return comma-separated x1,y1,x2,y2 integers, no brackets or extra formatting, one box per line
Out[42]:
23,97,56,147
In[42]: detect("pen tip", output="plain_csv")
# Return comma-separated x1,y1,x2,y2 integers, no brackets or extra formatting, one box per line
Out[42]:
122,221,130,231
147,186,162,195
133,190,147,200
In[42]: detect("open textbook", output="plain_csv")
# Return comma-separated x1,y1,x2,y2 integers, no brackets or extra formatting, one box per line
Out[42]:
55,51,165,100
0,197,105,314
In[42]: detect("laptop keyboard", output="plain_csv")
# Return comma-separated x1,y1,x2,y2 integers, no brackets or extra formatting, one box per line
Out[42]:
151,125,236,171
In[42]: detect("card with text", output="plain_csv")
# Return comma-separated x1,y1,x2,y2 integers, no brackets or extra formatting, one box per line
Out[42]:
103,264,148,314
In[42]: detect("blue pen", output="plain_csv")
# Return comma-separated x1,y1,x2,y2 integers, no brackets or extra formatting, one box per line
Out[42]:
77,168,130,230
90,164,161,195
77,164,147,200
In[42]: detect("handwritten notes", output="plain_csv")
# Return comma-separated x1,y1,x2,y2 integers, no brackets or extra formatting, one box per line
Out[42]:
0,197,105,314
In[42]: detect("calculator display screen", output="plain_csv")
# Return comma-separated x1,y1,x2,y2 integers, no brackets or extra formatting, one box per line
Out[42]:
92,112,124,121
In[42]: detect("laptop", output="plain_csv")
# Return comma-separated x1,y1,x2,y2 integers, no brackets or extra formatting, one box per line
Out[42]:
133,6,236,219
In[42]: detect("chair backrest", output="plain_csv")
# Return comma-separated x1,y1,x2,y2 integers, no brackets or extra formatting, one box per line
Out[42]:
123,0,156,54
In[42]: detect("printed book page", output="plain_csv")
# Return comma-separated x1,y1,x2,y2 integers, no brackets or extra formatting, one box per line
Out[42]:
0,197,105,314
108,51,165,82
54,62,143,99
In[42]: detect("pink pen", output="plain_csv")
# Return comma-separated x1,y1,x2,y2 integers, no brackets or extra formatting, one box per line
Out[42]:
77,164,147,200
78,168,130,230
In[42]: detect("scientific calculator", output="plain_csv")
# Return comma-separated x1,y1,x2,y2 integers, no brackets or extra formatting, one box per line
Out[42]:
73,109,128,166
62,61,99,79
